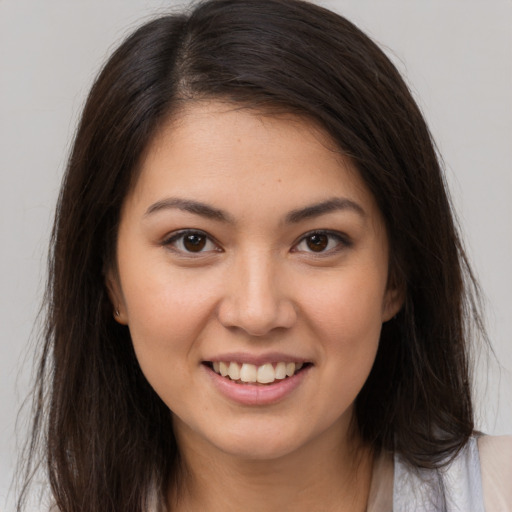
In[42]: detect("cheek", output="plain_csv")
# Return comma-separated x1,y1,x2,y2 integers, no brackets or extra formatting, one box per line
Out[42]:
302,266,387,343
117,263,220,393
120,257,218,339
299,265,386,399
123,281,207,411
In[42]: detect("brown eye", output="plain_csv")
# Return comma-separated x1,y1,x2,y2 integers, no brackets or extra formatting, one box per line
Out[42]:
293,231,349,255
164,230,218,254
183,233,207,252
306,234,329,252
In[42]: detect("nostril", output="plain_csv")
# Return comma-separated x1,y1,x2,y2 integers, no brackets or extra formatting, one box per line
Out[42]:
216,293,297,336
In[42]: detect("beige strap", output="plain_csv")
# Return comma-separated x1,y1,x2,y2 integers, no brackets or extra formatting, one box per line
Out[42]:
479,435,512,511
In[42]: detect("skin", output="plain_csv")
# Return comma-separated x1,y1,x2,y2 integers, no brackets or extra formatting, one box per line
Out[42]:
108,102,402,511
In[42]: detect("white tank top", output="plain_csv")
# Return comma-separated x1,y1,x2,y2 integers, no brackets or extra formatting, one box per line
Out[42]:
394,436,484,511
369,435,512,511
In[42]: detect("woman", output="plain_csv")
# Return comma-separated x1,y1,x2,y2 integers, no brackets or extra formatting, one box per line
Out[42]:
17,0,511,511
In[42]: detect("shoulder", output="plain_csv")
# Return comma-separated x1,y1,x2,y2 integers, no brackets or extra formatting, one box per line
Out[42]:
478,435,512,512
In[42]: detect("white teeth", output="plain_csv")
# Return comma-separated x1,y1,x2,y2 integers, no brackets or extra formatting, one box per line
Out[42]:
228,361,240,380
211,360,306,384
275,362,287,379
240,363,257,383
219,361,229,377
257,363,275,384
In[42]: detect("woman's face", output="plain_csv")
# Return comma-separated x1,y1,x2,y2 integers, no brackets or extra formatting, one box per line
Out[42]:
109,102,401,461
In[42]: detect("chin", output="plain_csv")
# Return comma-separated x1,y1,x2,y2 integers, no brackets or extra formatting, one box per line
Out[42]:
219,436,303,461
206,419,319,462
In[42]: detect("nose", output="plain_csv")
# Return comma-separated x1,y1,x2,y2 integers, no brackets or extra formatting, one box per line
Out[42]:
217,252,297,336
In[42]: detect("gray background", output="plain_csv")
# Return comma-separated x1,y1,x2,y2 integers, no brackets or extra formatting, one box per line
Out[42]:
1,0,511,509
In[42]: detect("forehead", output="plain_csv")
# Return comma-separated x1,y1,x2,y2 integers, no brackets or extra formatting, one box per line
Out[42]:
126,101,380,225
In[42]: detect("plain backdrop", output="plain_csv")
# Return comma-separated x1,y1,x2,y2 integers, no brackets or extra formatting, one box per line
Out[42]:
1,0,511,510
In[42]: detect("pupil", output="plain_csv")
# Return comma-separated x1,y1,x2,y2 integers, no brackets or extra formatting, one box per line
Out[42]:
307,234,328,252
184,234,206,252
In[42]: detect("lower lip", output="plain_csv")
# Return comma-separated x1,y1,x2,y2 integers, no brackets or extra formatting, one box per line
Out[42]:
204,365,311,406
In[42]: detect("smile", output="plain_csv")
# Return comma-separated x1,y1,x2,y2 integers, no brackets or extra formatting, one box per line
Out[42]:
209,361,308,385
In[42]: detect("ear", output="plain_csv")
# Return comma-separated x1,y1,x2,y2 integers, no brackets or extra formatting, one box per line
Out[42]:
105,269,128,325
381,281,405,322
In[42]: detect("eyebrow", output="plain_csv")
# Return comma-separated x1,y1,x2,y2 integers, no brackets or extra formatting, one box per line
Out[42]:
144,196,365,223
285,197,366,223
144,197,234,222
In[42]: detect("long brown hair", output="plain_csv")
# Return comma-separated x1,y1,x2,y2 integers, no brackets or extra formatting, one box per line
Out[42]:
18,0,485,510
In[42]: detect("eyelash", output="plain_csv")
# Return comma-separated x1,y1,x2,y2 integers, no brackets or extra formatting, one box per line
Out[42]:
162,229,351,256
162,230,221,255
292,230,351,255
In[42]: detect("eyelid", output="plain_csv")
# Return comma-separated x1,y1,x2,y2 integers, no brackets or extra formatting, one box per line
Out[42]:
161,228,350,256
291,229,352,255
162,229,222,255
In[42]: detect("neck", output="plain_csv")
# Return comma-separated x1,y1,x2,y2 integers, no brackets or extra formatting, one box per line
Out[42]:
169,420,373,512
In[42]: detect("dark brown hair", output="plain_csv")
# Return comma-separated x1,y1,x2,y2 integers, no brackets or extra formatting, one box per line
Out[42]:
18,0,485,510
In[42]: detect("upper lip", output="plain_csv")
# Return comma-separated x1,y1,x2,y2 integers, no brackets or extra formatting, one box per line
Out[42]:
204,352,312,366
